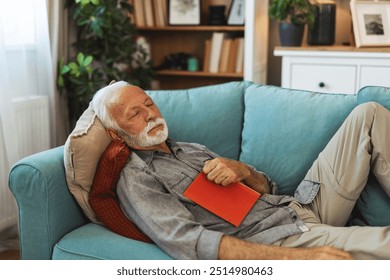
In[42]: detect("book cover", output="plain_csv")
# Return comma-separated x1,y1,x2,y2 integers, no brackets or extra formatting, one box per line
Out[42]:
133,0,145,27
235,37,244,73
203,39,211,72
183,172,261,227
226,38,239,73
143,0,155,27
219,38,232,73
209,32,225,73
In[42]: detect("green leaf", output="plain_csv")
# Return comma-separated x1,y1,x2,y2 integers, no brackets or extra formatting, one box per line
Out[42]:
68,62,80,76
61,65,70,74
57,75,64,88
83,55,93,66
77,53,85,66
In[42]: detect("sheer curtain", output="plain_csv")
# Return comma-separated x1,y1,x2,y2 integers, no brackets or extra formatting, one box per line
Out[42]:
0,0,58,232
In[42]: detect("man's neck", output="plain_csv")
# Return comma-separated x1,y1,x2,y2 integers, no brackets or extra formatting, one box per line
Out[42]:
130,141,172,154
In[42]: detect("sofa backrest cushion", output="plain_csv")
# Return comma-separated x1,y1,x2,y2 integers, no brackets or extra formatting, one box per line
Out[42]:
355,86,390,226
357,86,390,110
147,81,249,160
240,84,357,195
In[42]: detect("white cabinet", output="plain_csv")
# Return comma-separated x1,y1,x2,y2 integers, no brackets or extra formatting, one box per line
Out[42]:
274,47,390,94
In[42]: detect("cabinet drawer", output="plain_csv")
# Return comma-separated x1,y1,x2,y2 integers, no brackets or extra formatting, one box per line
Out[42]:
360,66,390,88
290,64,357,94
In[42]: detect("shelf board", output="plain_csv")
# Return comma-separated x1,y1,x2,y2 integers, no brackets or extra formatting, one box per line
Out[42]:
156,70,243,78
138,25,245,32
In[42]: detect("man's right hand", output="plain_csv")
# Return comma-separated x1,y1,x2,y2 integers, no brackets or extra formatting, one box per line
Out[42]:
218,235,353,260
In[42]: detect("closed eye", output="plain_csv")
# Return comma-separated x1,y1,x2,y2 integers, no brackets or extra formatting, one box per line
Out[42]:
145,100,154,107
129,110,139,119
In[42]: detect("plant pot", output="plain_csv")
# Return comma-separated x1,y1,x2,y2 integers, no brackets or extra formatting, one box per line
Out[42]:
278,22,305,46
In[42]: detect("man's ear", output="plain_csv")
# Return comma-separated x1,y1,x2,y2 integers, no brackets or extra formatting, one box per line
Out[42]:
107,128,124,143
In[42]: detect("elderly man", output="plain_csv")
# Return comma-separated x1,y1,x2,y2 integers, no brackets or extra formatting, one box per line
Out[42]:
91,81,390,260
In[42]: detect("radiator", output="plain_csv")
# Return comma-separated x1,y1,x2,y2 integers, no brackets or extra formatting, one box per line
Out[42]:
0,95,50,232
12,95,50,159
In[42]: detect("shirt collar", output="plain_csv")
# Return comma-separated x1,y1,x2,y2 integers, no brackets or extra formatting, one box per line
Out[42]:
133,138,182,165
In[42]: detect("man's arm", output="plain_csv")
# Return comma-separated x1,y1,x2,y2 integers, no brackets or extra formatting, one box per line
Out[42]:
218,235,353,260
203,158,270,194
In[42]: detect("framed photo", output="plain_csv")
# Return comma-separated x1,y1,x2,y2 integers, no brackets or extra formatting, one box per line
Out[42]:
168,0,201,25
350,0,390,47
227,0,245,25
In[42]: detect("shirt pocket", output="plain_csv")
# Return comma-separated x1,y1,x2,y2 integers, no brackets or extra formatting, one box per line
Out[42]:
164,171,197,204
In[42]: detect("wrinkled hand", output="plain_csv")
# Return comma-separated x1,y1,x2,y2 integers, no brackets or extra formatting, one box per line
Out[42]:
202,158,250,186
298,246,353,260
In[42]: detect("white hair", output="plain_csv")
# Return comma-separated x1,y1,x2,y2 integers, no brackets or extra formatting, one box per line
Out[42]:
91,80,130,130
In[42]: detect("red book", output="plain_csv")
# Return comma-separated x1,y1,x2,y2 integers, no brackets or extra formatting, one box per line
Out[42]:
183,172,261,227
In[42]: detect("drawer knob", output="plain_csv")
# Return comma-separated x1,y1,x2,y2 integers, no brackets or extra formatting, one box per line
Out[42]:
318,82,325,88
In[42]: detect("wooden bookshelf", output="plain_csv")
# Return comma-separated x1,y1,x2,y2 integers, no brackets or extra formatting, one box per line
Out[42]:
133,0,269,89
137,26,245,32
156,69,243,78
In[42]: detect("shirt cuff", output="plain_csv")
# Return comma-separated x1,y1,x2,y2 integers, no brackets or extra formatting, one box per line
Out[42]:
197,229,224,259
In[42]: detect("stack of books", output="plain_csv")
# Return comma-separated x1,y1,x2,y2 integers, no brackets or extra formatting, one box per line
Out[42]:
130,0,167,27
203,32,244,74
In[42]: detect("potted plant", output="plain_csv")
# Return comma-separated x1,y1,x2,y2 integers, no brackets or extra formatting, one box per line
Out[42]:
269,0,315,46
58,0,154,127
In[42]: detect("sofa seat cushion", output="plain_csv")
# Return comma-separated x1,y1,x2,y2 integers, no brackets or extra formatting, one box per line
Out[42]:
240,84,357,195
52,223,172,260
147,81,250,160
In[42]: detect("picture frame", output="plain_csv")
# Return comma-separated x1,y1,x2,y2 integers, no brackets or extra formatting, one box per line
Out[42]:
350,0,390,47
227,0,245,25
168,0,201,25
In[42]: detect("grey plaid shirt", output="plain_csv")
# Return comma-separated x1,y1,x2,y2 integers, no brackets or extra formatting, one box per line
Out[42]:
117,140,309,260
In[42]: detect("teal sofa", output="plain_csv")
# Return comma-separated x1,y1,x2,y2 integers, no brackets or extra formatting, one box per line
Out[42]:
9,81,390,260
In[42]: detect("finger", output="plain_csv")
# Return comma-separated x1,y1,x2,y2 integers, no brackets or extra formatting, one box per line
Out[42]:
206,166,223,182
210,169,236,186
203,159,216,174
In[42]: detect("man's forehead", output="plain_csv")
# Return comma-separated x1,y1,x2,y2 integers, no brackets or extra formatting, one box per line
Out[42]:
113,85,150,110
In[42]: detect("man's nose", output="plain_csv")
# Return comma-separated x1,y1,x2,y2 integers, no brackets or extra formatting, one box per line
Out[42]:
143,106,156,121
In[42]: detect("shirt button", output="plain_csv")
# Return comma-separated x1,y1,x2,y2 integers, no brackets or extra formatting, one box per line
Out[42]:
292,215,297,220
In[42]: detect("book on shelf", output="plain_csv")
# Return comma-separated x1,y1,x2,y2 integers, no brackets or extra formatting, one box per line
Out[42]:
143,0,155,27
154,0,167,27
132,0,145,27
226,38,239,73
204,33,244,74
219,38,232,73
209,32,225,73
235,37,244,73
203,39,211,72
132,0,167,27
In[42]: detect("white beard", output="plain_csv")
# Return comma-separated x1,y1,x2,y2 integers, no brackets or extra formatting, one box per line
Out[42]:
120,118,169,148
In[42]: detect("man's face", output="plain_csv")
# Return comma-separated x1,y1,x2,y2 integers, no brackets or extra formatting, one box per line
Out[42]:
108,86,168,149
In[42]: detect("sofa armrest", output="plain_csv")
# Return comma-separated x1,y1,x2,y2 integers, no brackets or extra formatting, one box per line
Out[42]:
9,146,88,259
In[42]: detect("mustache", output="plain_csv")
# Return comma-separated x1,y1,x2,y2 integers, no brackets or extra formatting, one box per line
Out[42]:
145,118,166,133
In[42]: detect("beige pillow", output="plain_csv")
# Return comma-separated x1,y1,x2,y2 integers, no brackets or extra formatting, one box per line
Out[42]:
64,104,111,222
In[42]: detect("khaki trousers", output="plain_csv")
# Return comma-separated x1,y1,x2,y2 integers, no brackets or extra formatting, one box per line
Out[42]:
279,102,390,259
